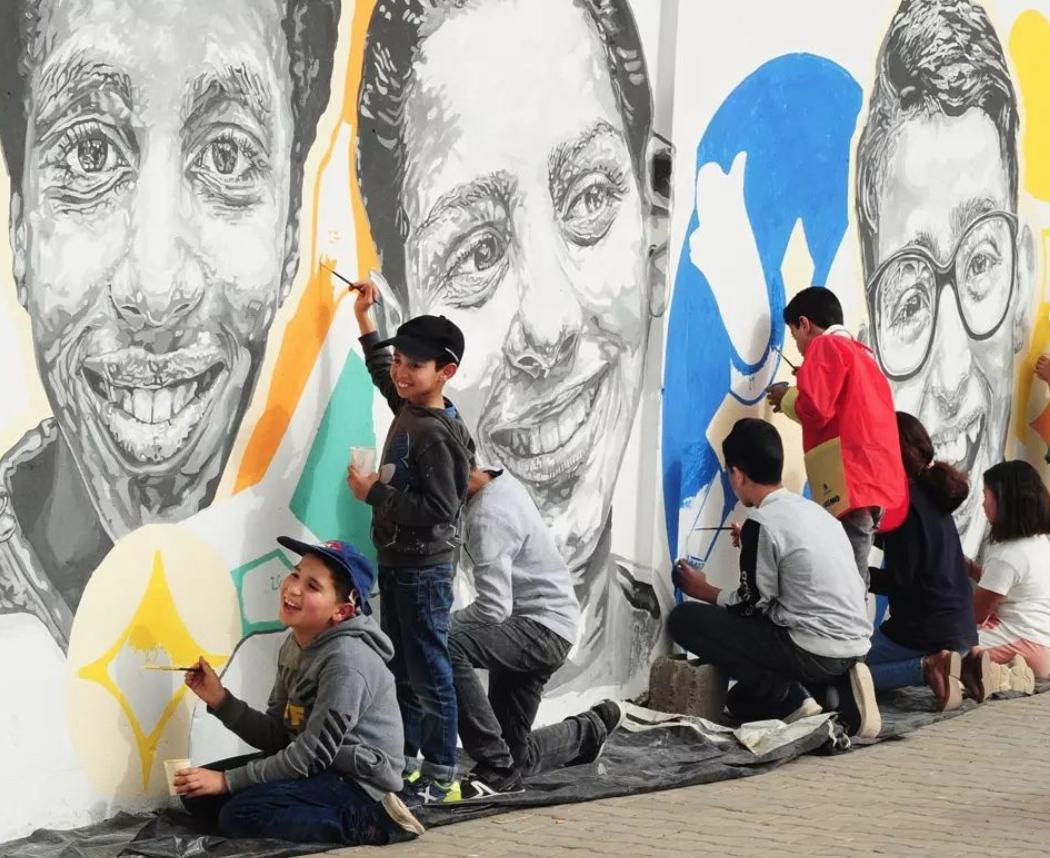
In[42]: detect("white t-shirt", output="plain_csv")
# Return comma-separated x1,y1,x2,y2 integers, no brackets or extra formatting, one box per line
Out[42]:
978,535,1050,648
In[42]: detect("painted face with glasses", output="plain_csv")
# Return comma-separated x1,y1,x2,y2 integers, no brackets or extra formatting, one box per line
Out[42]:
868,110,1031,556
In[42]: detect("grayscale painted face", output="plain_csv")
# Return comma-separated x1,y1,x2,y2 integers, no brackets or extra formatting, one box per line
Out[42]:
12,0,296,537
398,0,650,570
873,109,1020,554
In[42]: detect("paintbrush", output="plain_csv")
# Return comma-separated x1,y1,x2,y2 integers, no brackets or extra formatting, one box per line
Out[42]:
691,526,736,532
143,665,202,672
321,263,383,306
771,343,799,371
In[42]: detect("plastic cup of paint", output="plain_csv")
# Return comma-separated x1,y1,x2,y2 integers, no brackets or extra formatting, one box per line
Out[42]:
164,758,191,796
350,446,377,473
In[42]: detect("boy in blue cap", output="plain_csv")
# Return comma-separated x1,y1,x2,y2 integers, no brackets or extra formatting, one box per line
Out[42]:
348,283,475,803
175,537,424,846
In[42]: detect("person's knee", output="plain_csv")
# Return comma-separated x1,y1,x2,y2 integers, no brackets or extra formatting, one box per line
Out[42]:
667,601,710,650
217,795,262,838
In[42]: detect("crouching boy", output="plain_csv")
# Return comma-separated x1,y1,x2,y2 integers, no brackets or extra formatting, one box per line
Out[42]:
175,537,424,846
668,419,880,739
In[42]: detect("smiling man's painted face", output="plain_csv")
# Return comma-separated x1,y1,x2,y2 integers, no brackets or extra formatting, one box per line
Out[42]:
11,0,296,538
396,0,650,570
871,109,1026,554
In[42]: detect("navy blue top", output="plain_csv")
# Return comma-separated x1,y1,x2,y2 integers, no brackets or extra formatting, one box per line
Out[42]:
870,480,978,653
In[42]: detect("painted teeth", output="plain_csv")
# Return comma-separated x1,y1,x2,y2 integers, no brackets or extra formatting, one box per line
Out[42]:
501,385,595,457
109,381,200,424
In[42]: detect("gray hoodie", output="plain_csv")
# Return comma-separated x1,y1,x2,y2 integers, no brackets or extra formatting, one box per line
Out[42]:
211,615,404,800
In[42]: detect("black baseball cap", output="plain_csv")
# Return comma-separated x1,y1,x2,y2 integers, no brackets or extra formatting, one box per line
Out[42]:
276,536,376,615
375,315,464,364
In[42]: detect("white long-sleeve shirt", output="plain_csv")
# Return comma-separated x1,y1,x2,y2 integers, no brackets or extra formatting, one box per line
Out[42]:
454,471,580,644
718,488,871,658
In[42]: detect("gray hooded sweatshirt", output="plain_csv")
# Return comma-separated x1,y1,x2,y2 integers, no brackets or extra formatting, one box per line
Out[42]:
211,615,404,800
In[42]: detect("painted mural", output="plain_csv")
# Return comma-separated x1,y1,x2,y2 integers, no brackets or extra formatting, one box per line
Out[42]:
5,0,1050,844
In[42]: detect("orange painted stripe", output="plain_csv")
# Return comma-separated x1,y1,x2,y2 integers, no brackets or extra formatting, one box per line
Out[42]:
234,0,379,493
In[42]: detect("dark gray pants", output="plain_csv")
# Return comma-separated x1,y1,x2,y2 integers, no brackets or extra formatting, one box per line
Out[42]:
668,601,859,721
841,506,882,587
451,616,601,775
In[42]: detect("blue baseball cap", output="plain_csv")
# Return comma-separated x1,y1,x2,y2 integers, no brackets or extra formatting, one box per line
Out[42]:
277,537,376,615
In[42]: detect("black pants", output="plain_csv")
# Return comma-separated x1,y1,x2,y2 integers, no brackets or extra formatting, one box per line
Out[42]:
450,615,602,775
668,602,860,720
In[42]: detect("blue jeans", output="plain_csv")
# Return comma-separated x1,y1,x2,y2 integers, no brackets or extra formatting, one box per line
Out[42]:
866,627,926,691
181,755,398,845
379,564,458,782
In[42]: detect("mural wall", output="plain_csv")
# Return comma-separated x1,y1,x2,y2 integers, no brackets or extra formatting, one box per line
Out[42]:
2,0,1050,841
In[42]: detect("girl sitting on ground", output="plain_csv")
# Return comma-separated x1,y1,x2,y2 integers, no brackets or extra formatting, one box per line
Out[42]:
865,413,977,711
966,460,1050,694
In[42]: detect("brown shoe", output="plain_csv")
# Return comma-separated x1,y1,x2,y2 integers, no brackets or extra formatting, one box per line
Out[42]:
923,650,962,711
961,647,993,703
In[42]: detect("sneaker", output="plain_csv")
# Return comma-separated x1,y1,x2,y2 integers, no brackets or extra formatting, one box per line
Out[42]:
403,768,422,785
458,767,525,801
377,793,425,844
989,655,1035,696
402,776,461,806
783,697,822,724
922,650,962,711
834,663,881,739
961,647,994,703
576,700,626,765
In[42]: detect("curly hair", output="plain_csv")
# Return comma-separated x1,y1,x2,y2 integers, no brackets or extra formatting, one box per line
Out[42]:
0,0,340,220
983,460,1050,543
355,0,653,310
855,0,1018,276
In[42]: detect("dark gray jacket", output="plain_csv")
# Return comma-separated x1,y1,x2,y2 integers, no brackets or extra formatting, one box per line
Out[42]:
360,332,475,567
212,616,404,800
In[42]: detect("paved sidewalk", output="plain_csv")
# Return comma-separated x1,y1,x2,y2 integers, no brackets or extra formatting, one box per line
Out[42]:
323,690,1050,857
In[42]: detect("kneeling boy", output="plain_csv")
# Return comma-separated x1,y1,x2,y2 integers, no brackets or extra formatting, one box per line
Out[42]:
668,419,880,738
175,537,424,846
451,467,622,799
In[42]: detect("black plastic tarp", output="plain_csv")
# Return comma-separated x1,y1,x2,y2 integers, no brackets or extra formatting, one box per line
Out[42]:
4,685,1044,858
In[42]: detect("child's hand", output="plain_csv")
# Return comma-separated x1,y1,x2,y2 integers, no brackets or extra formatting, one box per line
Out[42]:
353,281,380,325
766,382,789,413
730,522,742,548
673,559,715,602
184,657,226,709
347,464,380,501
173,767,228,797
1035,354,1050,383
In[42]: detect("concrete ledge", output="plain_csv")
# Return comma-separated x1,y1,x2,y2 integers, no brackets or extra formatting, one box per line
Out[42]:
648,655,728,722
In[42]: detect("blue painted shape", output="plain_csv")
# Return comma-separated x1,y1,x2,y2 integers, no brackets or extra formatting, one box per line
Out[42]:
662,53,862,563
289,352,377,562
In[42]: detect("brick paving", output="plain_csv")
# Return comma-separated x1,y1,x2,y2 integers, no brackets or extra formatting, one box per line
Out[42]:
320,691,1050,857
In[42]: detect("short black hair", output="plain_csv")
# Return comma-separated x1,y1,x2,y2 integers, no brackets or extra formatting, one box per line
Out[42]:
983,460,1050,543
783,287,844,330
356,0,653,315
722,418,783,486
0,0,340,222
855,0,1018,276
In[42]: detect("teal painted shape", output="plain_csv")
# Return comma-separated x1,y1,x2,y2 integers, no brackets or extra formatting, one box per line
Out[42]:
230,549,294,636
290,351,376,562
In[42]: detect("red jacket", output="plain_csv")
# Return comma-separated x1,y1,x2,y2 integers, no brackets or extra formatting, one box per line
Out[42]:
782,328,907,530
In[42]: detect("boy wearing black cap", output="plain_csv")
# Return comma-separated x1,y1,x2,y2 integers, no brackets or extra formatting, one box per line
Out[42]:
175,537,424,846
348,283,475,803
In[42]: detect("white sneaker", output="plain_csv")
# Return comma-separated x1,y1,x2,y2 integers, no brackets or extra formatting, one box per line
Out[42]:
783,697,822,724
990,655,1035,696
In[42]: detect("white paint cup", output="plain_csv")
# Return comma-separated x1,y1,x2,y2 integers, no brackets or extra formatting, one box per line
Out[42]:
350,446,377,473
164,758,191,796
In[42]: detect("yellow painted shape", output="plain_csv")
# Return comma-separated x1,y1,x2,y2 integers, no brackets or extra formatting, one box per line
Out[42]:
67,524,240,798
1011,11,1050,201
76,551,228,788
234,0,379,493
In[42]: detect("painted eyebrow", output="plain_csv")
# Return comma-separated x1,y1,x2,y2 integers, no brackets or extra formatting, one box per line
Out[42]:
33,56,133,139
182,64,273,134
416,170,517,235
949,196,999,237
547,120,623,188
